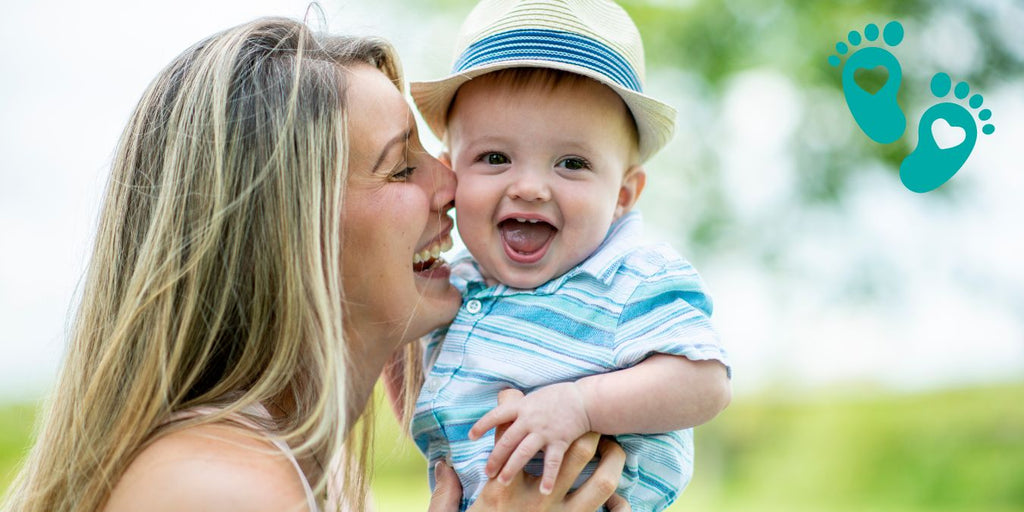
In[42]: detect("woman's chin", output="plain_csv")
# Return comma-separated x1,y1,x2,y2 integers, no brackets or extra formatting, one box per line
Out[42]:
409,269,461,335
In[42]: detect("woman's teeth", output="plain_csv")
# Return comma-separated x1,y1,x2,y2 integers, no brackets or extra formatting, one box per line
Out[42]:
413,235,454,264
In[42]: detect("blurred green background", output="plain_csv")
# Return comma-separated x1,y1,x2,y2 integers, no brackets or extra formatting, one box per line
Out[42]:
3,383,1023,510
2,0,1022,510
364,383,1024,512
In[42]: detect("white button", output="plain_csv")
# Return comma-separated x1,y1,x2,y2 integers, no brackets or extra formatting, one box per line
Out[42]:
426,378,440,392
466,299,482,314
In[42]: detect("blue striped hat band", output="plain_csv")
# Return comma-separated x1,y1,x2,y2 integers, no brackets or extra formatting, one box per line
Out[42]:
452,28,643,93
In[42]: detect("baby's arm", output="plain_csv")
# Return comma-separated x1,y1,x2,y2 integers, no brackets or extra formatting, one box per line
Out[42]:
577,354,730,434
469,354,730,494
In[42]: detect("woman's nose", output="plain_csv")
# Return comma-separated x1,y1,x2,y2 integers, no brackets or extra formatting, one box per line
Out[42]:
422,154,456,212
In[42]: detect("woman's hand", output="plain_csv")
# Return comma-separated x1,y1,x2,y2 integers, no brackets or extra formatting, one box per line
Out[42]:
427,389,630,512
470,382,591,495
427,460,463,512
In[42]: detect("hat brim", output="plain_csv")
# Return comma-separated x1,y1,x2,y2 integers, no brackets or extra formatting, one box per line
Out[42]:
411,59,676,163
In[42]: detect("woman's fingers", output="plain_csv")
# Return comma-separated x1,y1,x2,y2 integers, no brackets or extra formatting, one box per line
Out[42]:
426,461,463,512
565,436,626,512
549,431,599,497
495,388,525,407
492,389,524,439
467,430,627,512
604,492,632,512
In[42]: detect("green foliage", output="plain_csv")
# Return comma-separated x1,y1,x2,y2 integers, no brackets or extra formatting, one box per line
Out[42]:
625,0,1018,208
372,383,1024,511
395,0,1023,263
0,404,35,492
689,384,1024,511
2,385,1022,510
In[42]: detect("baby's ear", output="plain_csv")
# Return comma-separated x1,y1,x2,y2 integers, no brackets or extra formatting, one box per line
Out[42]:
615,165,646,219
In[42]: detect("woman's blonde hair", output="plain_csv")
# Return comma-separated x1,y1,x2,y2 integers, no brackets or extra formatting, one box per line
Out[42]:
2,17,401,512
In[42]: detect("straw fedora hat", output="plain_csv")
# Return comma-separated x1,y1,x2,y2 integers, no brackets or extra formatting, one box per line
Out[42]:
411,0,677,163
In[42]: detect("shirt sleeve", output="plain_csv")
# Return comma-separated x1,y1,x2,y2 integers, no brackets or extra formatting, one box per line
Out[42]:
612,257,731,377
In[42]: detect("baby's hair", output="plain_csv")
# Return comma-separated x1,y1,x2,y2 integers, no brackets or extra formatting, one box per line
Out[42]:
447,67,640,152
479,67,595,91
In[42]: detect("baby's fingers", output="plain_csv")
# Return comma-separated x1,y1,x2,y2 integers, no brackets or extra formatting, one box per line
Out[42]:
486,421,527,478
539,441,569,495
470,403,517,441
497,432,545,485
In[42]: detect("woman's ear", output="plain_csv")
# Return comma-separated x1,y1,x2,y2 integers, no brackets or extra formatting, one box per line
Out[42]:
615,165,646,219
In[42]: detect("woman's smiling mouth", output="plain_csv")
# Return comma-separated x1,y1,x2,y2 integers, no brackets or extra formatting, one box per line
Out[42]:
413,234,453,274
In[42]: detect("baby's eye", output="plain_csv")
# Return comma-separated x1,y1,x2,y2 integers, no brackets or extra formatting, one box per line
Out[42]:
483,152,510,166
557,157,590,171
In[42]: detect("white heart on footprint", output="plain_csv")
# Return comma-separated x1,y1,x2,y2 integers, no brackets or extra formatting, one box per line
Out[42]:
932,118,966,150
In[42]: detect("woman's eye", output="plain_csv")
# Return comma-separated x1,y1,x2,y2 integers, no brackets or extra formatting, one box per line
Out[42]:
391,166,417,181
484,153,510,165
557,157,589,171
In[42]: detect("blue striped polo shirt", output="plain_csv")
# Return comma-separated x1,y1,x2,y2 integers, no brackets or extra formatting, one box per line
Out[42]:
413,212,730,512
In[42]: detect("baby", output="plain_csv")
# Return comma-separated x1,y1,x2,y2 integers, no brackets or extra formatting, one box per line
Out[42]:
406,1,731,510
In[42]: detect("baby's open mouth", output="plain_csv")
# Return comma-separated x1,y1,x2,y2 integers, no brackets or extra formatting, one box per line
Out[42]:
413,235,453,272
499,218,557,256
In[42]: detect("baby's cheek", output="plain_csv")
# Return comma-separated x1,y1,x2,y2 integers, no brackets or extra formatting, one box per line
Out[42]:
456,209,486,242
454,189,486,220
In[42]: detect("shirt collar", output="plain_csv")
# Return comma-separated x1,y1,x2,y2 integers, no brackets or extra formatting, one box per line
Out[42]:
451,211,644,297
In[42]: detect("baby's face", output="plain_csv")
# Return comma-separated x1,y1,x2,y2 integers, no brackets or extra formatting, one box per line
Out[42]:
447,75,638,289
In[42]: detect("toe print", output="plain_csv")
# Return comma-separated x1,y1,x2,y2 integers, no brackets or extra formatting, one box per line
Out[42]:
829,21,907,144
899,72,995,193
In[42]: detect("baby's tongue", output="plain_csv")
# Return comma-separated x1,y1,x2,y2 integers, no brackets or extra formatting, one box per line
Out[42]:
500,220,556,254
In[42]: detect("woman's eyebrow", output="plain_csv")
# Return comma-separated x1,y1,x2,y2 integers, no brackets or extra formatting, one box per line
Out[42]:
371,128,412,173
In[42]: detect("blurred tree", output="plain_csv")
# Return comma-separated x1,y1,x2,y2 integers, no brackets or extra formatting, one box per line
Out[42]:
400,0,1023,257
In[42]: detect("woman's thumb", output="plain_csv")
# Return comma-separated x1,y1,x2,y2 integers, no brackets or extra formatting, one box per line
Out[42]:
427,461,462,512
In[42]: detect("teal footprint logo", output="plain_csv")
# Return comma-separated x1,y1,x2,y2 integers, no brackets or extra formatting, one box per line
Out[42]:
829,21,906,144
900,72,996,193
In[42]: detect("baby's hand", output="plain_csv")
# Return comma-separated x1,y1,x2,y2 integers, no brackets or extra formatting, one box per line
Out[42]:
468,382,592,495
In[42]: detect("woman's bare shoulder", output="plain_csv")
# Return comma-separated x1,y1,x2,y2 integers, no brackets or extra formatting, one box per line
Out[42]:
103,422,311,512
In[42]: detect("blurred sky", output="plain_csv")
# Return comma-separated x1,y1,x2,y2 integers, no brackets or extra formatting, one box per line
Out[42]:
1,0,1022,401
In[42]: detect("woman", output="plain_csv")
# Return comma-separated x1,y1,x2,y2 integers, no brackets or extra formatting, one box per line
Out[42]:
0,18,627,512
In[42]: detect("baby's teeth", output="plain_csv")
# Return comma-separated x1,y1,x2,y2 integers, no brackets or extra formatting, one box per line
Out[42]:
516,217,526,223
527,219,539,223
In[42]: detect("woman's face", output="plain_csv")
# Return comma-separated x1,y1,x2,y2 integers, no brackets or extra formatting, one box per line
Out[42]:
341,65,460,356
